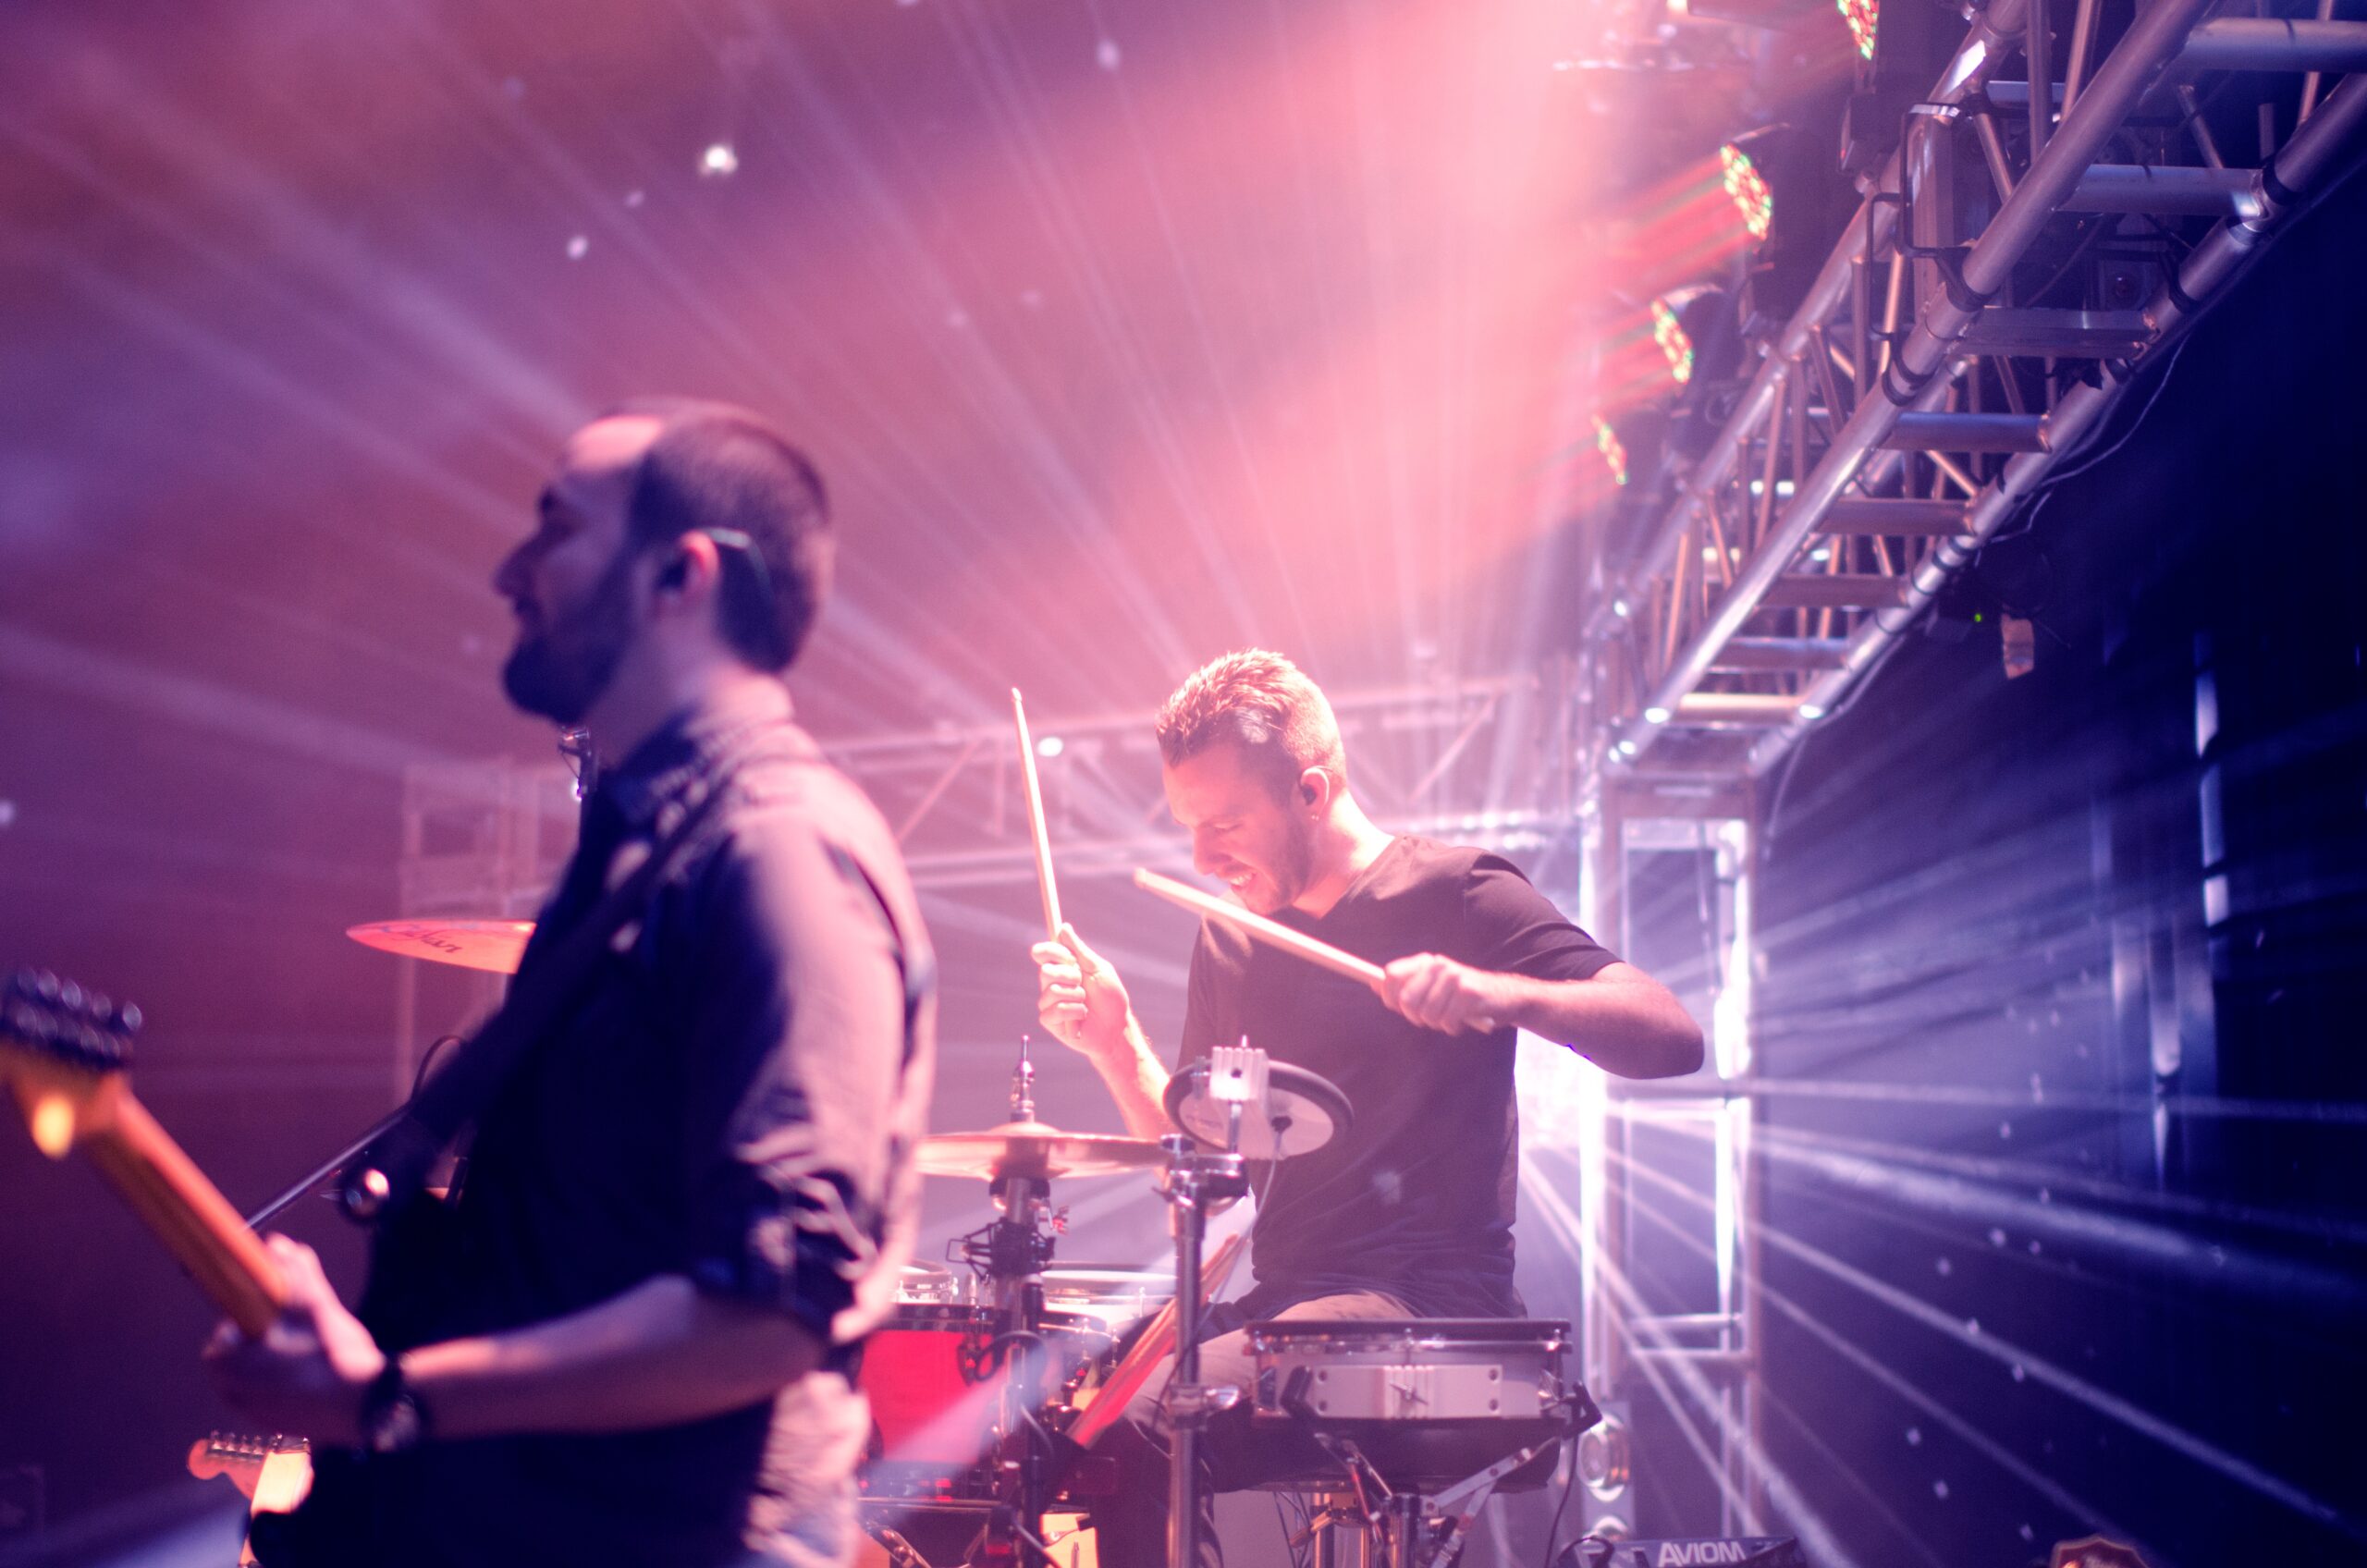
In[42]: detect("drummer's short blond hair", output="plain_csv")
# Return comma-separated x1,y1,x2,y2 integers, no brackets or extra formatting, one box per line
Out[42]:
1156,650,1347,799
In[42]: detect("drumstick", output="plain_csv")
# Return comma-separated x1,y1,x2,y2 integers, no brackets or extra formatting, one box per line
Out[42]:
1133,866,1497,1031
1012,689,1062,939
1132,868,1382,986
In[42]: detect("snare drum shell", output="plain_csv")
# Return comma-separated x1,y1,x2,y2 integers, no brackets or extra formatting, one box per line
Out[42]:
1244,1319,1586,1494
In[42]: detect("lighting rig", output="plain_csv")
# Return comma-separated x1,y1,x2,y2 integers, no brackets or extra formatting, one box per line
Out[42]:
1554,0,2367,1538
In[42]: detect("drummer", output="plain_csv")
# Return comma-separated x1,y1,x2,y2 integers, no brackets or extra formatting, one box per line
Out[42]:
1032,648,1702,1565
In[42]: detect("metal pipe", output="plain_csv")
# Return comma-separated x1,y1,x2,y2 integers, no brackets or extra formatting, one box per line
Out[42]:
2177,84,2226,168
1576,0,2031,653
2029,0,2056,161
1746,70,2367,775
1821,497,1972,531
2301,0,2339,121
2064,0,2102,115
1884,411,2050,451
1619,0,2216,762
2178,17,2367,72
1973,104,2021,198
1674,693,1806,726
2068,164,2263,215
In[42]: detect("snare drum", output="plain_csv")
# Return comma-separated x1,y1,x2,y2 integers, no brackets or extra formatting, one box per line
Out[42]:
859,1304,1111,1493
1040,1264,1175,1338
1246,1318,1588,1492
894,1260,962,1305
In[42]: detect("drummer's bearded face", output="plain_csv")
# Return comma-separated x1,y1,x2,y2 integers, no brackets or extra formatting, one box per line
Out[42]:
1166,741,1318,916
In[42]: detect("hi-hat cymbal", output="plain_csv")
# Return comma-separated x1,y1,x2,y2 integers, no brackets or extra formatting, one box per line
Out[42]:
346,919,534,974
915,1121,1165,1181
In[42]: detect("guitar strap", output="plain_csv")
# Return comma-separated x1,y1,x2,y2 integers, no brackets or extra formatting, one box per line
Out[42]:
337,757,742,1221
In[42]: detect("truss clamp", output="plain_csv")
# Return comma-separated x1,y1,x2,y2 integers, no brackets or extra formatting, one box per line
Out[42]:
1897,238,1998,315
1881,353,1940,407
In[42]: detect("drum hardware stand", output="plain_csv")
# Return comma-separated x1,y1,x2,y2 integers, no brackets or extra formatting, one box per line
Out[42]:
965,1037,1069,1568
1415,1430,1571,1568
1281,1369,1583,1568
1159,1041,1266,1568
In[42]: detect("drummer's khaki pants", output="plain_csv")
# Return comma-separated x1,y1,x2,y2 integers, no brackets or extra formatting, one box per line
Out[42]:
1090,1290,1410,1568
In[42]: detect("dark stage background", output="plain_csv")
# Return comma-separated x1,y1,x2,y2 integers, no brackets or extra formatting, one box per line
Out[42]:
3,2,2363,1564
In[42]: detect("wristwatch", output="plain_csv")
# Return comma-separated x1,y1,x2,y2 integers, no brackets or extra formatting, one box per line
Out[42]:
358,1358,430,1454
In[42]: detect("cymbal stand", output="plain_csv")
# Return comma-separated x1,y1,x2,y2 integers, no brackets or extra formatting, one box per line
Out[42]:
965,1038,1062,1568
1159,1043,1262,1568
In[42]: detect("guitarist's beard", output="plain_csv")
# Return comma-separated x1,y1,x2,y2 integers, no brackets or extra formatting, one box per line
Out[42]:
500,547,637,727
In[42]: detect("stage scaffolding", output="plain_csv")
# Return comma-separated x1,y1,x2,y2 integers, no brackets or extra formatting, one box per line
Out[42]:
382,0,2367,1539
1562,0,2367,1527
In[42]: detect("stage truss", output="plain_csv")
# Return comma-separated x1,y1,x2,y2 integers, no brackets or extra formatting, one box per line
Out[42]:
1564,0,2367,1539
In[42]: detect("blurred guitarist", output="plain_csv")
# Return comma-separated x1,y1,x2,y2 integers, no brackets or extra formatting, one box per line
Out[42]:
206,401,936,1568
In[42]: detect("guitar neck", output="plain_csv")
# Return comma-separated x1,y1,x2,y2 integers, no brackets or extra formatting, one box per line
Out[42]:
72,1078,287,1335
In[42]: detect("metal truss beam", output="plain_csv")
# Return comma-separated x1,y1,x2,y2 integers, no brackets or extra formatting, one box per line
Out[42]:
1566,2,2367,1541
1576,0,2367,790
821,668,1588,890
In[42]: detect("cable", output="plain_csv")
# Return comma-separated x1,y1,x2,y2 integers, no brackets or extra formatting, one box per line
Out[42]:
1977,333,2193,553
1540,1437,1583,1566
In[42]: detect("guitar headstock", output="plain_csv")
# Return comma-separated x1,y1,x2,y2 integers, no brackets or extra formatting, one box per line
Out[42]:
187,1430,310,1506
1,970,141,1157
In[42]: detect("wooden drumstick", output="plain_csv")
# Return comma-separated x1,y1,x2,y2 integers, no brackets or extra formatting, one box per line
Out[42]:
1132,868,1382,986
1012,689,1062,939
1132,867,1498,1031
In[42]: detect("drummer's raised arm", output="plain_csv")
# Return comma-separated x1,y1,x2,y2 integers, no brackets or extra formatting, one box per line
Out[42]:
1030,924,1173,1142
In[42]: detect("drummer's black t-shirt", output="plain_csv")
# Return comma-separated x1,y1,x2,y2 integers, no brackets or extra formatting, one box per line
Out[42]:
1178,836,1616,1318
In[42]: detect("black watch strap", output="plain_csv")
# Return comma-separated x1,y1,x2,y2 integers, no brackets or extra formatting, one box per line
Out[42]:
359,1357,430,1454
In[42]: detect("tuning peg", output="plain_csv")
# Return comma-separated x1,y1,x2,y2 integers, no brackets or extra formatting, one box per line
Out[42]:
57,980,84,1014
114,1002,142,1035
32,971,60,1002
83,989,111,1020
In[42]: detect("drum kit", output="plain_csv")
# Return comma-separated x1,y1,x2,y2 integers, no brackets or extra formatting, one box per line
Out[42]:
334,695,1600,1567
345,912,1598,1568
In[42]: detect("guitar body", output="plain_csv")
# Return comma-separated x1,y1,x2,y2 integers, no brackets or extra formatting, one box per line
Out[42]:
251,1191,499,1566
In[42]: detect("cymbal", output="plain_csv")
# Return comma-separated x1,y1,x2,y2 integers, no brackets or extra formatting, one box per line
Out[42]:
915,1121,1165,1181
346,918,534,975
1163,1058,1352,1161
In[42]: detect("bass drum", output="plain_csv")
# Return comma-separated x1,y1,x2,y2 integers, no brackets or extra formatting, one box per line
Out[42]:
857,1303,1110,1499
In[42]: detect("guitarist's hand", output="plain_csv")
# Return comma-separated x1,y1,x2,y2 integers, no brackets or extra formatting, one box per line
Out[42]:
204,1234,386,1448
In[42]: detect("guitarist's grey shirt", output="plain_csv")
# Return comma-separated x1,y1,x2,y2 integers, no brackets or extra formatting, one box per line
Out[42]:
338,680,935,1568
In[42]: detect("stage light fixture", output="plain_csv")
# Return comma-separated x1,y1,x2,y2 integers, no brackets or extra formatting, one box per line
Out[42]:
1650,299,1695,386
1593,415,1631,487
1662,286,1749,459
1733,112,1857,325
1717,143,1775,242
1842,0,1960,173
1838,0,1878,61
